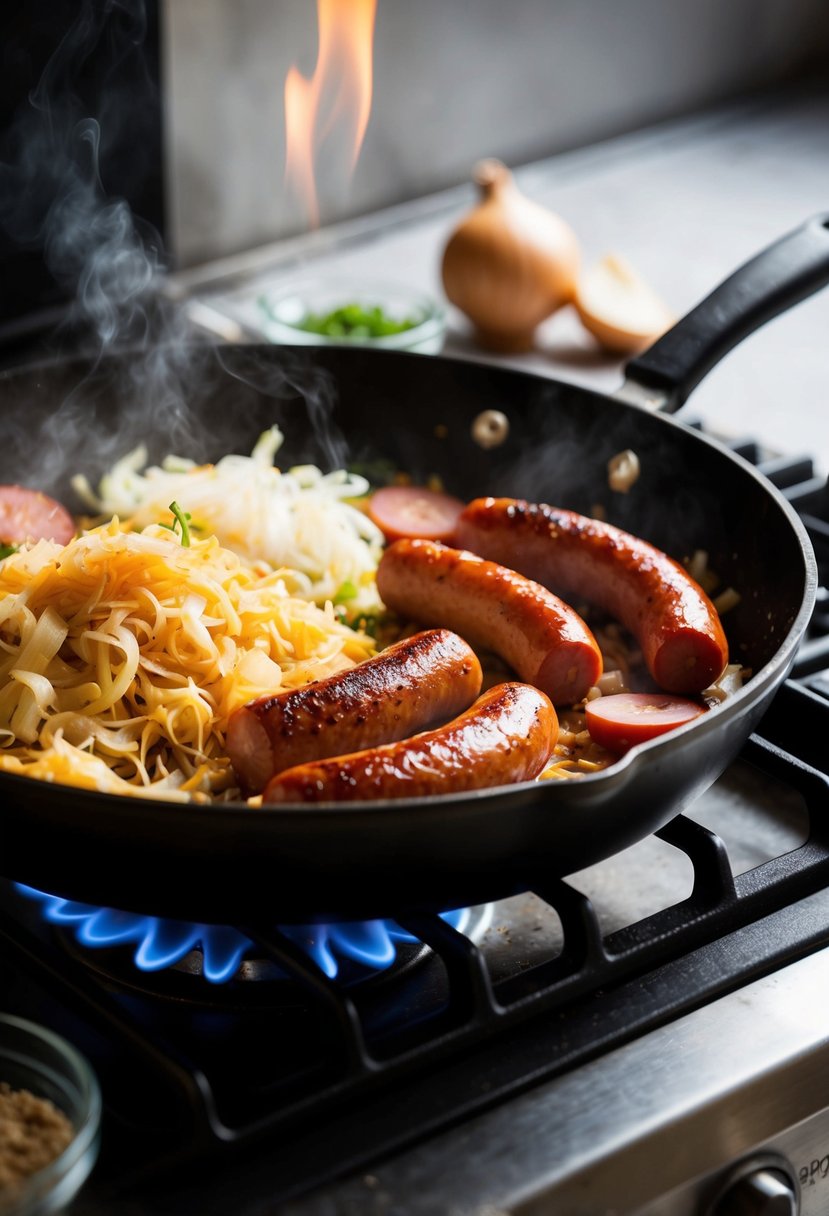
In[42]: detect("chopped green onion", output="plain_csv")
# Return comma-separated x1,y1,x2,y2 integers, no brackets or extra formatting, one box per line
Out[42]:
333,579,358,605
0,543,18,561
295,303,419,339
351,613,379,639
347,457,398,486
160,501,192,547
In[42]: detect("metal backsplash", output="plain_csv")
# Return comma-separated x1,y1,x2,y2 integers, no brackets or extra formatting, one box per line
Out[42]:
162,0,829,268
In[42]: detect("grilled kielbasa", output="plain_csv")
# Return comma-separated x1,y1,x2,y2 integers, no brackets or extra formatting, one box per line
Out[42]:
376,539,602,705
227,628,482,795
454,497,728,694
262,682,557,803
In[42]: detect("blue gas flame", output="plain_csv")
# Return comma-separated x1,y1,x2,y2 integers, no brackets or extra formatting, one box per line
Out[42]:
14,885,467,984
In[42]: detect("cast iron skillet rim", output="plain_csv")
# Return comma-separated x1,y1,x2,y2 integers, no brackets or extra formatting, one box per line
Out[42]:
0,621,806,825
0,345,816,821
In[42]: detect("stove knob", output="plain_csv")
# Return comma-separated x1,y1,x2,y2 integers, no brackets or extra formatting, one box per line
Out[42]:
712,1167,797,1216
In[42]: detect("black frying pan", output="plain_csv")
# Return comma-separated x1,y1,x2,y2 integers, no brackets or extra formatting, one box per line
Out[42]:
1,215,828,924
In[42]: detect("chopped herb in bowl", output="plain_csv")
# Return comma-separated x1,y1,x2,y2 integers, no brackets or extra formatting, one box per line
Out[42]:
258,281,446,353
295,303,419,339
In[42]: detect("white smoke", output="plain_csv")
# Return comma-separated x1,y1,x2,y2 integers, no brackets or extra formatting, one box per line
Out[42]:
0,0,224,480
0,0,164,355
0,0,351,496
44,117,164,350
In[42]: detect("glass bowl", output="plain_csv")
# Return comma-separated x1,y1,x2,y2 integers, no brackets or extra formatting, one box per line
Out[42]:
0,1015,101,1216
258,278,446,354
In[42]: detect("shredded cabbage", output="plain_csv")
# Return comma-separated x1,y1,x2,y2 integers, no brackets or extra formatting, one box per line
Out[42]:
71,427,383,615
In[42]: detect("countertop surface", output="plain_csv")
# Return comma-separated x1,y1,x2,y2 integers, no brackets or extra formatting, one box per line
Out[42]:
185,81,829,472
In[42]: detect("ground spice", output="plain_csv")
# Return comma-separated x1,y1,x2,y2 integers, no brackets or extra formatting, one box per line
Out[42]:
0,1082,74,1190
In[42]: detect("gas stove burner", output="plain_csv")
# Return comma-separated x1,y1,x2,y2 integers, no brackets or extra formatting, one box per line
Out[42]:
47,903,495,1011
14,884,490,989
167,903,491,985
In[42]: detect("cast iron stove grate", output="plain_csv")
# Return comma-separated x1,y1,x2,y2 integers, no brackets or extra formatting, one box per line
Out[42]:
2,426,829,1208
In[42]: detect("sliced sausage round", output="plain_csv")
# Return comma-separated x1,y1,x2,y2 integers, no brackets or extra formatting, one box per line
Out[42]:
0,486,75,547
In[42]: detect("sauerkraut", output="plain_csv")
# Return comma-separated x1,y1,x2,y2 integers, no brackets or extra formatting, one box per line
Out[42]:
0,520,375,799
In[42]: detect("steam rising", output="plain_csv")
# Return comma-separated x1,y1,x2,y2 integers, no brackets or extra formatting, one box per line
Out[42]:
0,1,201,480
0,2,249,497
0,0,353,501
47,119,160,348
1,0,160,345
216,344,349,471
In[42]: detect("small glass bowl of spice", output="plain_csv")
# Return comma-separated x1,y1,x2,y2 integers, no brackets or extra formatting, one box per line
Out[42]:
0,1015,101,1215
258,278,446,354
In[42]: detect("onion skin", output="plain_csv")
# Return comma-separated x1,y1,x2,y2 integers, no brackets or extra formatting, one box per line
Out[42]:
441,160,580,352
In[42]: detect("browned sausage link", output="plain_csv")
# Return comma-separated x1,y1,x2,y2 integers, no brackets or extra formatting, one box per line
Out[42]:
376,539,602,705
227,628,483,795
263,682,557,803
454,497,729,695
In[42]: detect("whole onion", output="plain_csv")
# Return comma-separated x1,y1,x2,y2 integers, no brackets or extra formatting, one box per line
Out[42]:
441,160,580,352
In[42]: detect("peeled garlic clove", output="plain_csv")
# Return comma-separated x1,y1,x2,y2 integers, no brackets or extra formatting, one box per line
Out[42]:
441,160,580,353
575,255,675,355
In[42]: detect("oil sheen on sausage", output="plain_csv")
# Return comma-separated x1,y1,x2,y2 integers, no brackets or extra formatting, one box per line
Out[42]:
227,628,483,795
454,497,728,694
376,539,602,705
262,681,557,803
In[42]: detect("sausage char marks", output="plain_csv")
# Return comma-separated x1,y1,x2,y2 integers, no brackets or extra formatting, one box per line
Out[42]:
376,538,602,705
454,497,728,695
263,682,557,803
227,628,482,795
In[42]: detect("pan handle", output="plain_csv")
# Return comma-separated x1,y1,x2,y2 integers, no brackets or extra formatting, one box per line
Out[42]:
616,212,829,413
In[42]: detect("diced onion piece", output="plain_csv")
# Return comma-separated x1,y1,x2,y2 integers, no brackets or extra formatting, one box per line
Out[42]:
713,587,741,614
595,669,628,697
702,663,745,705
686,550,709,582
607,449,640,493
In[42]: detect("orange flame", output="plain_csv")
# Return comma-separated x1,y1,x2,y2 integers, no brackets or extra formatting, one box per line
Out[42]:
284,0,378,229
